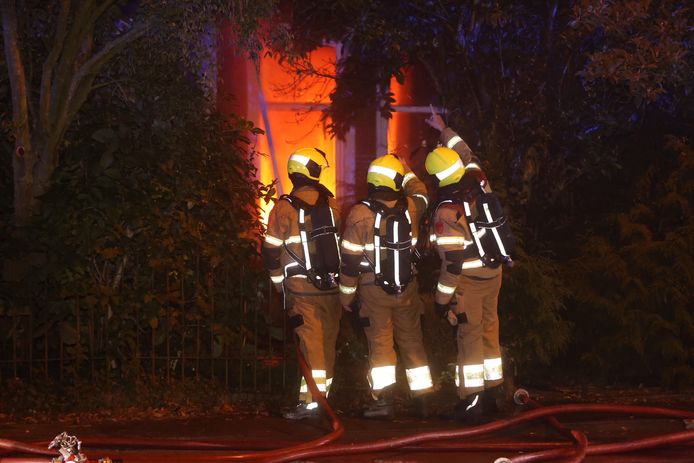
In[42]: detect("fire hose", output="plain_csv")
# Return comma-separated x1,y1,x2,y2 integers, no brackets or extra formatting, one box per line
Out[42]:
1,344,693,462
3,403,691,463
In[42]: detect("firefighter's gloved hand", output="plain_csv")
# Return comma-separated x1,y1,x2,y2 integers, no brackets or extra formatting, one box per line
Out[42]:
435,303,458,326
434,302,449,318
425,107,446,132
445,310,459,326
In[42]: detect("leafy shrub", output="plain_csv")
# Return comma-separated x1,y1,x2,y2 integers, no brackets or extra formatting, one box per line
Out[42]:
566,137,694,388
0,22,273,393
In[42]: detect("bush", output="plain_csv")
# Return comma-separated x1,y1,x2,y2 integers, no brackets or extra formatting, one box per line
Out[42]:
565,137,694,388
0,23,273,395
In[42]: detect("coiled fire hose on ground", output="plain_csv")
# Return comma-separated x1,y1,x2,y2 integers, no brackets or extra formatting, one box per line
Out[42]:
1,344,693,462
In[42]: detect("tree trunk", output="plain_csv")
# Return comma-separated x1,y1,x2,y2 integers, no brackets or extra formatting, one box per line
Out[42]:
12,138,57,225
11,138,36,226
2,0,32,225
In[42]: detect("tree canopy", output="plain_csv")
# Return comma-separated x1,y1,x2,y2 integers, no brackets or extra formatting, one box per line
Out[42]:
0,0,279,224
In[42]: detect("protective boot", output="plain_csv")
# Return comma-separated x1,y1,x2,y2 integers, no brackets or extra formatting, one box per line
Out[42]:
282,401,320,420
452,393,484,424
363,397,394,420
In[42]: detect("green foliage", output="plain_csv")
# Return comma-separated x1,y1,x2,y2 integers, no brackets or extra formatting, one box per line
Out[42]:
567,137,694,388
501,249,571,371
572,0,691,104
0,6,274,390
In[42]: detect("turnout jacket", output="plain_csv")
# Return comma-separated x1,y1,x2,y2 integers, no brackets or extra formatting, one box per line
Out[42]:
262,185,340,296
338,167,429,308
432,129,501,306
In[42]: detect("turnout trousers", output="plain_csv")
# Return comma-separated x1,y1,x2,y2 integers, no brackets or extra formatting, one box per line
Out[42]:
452,270,504,399
287,291,341,403
358,281,433,397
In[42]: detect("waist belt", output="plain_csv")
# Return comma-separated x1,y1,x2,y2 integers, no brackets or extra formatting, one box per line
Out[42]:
463,274,498,281
284,263,308,278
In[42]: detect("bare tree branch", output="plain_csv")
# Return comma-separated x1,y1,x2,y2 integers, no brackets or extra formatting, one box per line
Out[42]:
1,0,29,137
112,255,128,289
49,0,98,131
90,0,119,26
39,0,71,136
45,21,147,166
68,21,148,112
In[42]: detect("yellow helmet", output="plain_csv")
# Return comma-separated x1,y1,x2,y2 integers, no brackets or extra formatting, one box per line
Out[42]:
287,147,328,181
425,146,465,187
367,154,405,191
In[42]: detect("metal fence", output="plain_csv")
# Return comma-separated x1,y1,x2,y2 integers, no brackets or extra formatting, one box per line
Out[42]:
0,266,292,395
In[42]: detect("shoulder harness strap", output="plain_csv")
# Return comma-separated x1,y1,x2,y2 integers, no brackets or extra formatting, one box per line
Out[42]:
461,199,486,261
280,194,312,271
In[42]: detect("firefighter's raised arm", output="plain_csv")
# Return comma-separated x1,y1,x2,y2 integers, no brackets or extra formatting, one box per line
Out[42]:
425,105,446,131
425,109,474,166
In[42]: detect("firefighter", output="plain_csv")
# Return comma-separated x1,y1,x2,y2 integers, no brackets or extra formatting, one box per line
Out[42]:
425,111,506,422
262,147,342,420
339,154,433,419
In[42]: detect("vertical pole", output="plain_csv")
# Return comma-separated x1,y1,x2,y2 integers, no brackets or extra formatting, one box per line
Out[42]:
89,305,94,381
135,290,140,375
210,272,215,380
166,271,171,382
239,267,244,392
59,334,63,382
224,266,229,388
196,255,200,380
252,268,258,393
151,322,156,378
181,273,185,382
104,297,110,385
44,329,48,379
75,299,81,380
252,295,257,392
268,282,272,393
12,324,17,378
151,270,155,378
28,311,33,381
196,317,200,381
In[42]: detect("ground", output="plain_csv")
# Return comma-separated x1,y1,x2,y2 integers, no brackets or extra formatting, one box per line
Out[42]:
2,385,692,462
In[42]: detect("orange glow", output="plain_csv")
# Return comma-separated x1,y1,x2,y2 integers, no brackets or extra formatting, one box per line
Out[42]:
389,74,403,155
388,68,418,156
262,47,335,104
254,47,337,223
388,67,436,171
